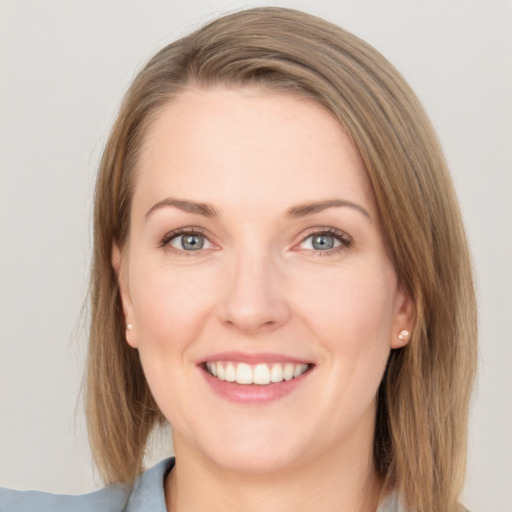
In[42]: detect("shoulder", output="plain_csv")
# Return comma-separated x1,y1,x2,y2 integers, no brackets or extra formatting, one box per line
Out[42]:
0,485,130,512
123,458,173,511
377,491,408,512
377,492,471,512
0,458,174,512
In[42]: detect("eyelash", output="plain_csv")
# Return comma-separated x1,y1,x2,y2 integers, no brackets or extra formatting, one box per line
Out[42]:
298,228,353,256
159,227,353,256
159,227,212,256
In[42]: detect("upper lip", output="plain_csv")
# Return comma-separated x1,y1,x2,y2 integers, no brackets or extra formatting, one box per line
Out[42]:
198,351,314,365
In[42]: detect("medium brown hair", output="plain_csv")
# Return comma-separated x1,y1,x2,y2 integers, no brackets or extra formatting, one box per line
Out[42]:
87,7,477,511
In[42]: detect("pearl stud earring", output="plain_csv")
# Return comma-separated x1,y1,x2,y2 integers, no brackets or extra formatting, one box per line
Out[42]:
126,323,133,330
398,329,410,341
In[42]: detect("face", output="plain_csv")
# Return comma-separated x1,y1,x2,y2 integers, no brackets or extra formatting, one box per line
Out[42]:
114,87,414,474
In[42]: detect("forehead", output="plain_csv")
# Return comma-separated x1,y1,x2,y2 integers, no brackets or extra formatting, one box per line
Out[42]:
133,86,375,217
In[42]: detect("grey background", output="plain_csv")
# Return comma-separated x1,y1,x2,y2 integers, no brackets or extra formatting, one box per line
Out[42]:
1,1,511,511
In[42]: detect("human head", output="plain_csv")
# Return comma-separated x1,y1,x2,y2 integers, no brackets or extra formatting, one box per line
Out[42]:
87,7,476,511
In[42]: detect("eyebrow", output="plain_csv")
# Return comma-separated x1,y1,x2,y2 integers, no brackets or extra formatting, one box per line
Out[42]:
145,197,370,220
285,199,371,219
145,197,219,219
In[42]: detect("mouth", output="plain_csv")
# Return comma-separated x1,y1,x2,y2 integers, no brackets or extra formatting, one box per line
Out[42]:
203,361,312,385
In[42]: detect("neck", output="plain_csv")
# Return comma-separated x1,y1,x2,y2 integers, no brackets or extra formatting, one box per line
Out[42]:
165,431,383,512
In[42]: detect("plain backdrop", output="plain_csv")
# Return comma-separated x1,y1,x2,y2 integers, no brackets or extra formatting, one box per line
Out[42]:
1,1,511,511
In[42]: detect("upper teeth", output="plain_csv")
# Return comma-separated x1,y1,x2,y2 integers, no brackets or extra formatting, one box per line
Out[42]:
205,362,309,385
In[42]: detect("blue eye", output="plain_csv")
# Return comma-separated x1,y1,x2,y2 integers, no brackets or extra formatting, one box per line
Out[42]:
168,232,211,251
302,234,340,250
299,229,351,252
311,234,337,250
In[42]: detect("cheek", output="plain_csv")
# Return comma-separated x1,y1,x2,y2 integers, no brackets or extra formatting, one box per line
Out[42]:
296,263,397,349
294,261,396,404
283,263,397,435
126,264,219,423
129,261,218,352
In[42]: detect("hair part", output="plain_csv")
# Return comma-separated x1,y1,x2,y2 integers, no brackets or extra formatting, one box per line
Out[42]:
87,8,477,512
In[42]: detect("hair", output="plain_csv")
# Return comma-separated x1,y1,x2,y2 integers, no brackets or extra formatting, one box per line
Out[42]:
86,7,477,511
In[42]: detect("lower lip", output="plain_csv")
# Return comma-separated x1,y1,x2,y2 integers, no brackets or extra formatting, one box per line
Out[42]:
200,367,312,404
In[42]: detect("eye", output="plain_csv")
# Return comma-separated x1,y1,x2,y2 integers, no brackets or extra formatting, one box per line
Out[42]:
303,234,339,250
297,228,352,253
160,229,213,252
171,233,209,251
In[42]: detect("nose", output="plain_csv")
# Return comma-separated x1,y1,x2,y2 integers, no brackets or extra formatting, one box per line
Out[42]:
220,249,290,334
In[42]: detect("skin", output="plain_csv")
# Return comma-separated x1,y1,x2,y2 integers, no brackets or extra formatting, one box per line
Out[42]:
113,87,414,512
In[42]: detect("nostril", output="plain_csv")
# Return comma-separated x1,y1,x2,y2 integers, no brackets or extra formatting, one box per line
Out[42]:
221,311,284,334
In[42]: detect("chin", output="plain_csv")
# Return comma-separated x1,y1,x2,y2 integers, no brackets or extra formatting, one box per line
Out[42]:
208,445,301,475
187,423,309,475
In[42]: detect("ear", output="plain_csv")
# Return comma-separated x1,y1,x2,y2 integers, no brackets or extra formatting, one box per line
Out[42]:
111,243,138,348
390,284,416,349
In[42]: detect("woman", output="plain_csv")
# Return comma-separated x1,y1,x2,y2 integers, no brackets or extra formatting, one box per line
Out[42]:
1,7,476,512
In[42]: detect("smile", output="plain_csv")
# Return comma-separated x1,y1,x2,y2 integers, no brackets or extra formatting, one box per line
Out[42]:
205,361,310,385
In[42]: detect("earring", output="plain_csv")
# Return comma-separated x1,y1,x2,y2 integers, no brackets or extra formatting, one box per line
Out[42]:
398,329,410,341
126,323,133,330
